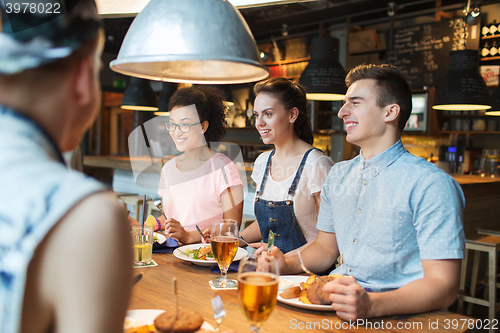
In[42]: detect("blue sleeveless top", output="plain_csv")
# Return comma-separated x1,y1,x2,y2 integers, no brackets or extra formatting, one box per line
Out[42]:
0,106,105,333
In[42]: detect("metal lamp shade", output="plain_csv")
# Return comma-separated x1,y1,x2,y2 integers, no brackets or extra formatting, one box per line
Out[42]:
433,50,491,111
299,37,346,101
121,77,158,111
110,0,269,84
486,84,500,116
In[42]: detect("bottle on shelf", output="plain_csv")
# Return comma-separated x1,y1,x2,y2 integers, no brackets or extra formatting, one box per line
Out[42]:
481,42,490,58
490,41,498,57
479,149,491,177
490,149,499,178
482,24,490,37
490,20,498,36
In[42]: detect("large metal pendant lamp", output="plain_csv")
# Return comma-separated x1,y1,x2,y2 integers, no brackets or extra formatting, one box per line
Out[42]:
110,0,269,84
433,50,491,111
485,84,500,116
121,77,158,111
299,36,346,101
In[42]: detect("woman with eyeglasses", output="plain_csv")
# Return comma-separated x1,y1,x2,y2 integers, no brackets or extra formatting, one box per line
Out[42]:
154,86,244,245
239,77,334,255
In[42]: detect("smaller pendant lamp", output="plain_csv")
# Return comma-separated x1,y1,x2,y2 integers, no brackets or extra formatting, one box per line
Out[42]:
485,84,500,116
433,50,491,111
155,82,178,116
121,77,158,111
299,36,346,101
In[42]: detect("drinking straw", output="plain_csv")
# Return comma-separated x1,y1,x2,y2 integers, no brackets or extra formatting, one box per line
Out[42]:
142,194,147,235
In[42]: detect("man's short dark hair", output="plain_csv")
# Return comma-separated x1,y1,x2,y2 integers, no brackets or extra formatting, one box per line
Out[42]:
345,64,412,132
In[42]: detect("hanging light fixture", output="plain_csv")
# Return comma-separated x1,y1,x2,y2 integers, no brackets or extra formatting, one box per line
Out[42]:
121,77,158,111
485,84,500,116
299,36,346,101
154,82,178,116
110,0,268,84
433,50,491,111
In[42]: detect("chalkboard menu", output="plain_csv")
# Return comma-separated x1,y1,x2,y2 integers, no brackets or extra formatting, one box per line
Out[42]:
387,18,479,88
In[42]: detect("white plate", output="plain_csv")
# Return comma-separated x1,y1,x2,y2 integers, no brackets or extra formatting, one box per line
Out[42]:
277,275,335,312
174,244,248,267
125,309,214,332
154,232,166,244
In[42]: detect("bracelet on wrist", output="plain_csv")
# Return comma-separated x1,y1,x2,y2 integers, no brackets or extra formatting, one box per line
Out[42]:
155,218,161,231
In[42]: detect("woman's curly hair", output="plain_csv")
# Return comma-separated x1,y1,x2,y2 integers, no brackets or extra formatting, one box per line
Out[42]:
168,85,228,143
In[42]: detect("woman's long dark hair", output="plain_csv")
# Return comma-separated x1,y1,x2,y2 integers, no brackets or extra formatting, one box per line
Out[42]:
254,77,313,145
168,86,228,143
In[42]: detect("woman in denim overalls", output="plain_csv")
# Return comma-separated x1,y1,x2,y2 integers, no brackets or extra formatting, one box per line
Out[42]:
239,77,334,254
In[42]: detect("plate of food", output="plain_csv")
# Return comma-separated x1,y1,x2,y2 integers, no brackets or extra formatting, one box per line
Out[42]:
124,309,215,332
153,232,166,244
174,244,248,267
277,275,338,311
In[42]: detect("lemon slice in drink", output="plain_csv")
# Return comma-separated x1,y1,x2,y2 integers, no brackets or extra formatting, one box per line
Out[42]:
145,215,157,231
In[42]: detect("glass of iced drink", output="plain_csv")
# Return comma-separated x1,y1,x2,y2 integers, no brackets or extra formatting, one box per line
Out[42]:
132,226,153,266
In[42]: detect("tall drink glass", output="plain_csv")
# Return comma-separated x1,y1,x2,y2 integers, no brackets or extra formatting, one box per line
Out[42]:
211,219,239,288
132,226,153,265
238,256,279,332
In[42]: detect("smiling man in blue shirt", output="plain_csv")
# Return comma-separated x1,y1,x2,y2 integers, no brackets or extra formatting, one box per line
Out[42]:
270,64,465,320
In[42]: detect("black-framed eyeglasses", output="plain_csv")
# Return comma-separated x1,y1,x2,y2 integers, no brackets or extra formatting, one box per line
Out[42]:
165,121,201,133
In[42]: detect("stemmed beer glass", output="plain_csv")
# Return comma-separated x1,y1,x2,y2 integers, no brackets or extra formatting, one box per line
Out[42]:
210,219,239,288
237,256,279,332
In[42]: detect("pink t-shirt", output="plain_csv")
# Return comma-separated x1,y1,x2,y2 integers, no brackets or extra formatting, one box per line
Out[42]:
158,153,243,232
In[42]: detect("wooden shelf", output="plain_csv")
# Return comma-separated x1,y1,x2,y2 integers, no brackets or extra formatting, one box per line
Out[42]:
481,56,500,61
349,49,386,56
437,113,494,117
441,131,500,134
481,35,500,40
263,57,309,66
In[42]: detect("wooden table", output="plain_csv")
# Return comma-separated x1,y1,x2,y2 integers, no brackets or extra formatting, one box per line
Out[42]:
129,253,473,333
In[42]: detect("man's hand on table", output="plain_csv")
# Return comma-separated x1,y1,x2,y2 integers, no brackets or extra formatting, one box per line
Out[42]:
323,275,373,320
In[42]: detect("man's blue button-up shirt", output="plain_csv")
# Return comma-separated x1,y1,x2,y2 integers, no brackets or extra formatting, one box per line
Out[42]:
317,140,465,292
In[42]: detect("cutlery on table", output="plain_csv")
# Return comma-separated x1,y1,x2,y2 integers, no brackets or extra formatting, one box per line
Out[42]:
339,252,343,277
267,230,274,256
211,295,226,332
133,273,143,285
239,236,250,246
172,277,178,319
151,194,167,220
297,250,326,283
196,224,207,244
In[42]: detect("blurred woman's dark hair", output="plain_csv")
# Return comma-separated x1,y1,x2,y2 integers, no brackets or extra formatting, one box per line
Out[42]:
168,86,228,143
253,77,313,145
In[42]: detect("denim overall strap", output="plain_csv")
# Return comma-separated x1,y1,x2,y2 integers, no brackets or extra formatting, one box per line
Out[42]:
287,148,317,198
254,149,317,253
255,149,275,197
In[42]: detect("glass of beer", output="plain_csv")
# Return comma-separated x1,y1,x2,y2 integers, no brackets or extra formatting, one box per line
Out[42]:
211,219,239,288
132,226,154,266
237,256,279,332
